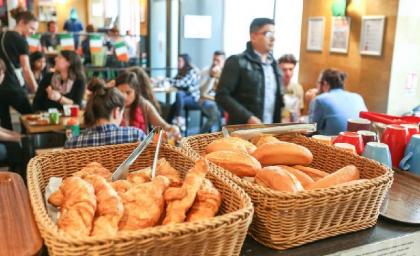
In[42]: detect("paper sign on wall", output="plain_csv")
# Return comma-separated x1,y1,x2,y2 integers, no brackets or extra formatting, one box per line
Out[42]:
184,15,212,39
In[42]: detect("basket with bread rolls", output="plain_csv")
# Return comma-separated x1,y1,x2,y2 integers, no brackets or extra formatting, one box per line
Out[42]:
182,132,393,250
27,143,253,256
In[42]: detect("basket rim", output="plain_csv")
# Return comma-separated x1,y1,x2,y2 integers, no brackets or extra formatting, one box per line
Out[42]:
27,143,254,245
181,132,394,199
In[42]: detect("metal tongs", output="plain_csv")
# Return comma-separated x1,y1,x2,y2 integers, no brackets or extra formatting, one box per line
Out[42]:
222,123,317,140
111,127,163,181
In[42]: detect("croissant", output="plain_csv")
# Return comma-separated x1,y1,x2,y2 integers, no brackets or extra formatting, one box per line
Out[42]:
156,158,182,187
186,179,222,222
163,158,209,225
118,176,170,231
127,159,182,187
111,180,132,195
48,177,96,237
73,162,112,181
127,167,152,184
84,175,124,237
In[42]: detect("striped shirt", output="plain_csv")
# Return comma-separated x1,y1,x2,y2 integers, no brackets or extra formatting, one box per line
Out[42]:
64,124,145,149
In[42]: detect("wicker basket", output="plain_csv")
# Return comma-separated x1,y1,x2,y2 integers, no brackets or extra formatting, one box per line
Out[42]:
27,143,253,256
181,132,394,250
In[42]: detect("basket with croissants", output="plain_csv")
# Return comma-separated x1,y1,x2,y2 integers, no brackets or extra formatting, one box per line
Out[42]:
27,143,253,256
182,132,393,250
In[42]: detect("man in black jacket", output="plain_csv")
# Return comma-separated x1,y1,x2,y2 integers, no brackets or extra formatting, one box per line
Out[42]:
216,18,283,125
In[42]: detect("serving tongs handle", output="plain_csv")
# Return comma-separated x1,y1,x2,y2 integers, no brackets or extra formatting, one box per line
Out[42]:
111,127,161,181
227,123,317,140
151,129,164,178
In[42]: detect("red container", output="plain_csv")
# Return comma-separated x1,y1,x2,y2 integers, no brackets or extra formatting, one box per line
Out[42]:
401,124,419,142
381,125,409,168
70,105,79,117
333,131,364,155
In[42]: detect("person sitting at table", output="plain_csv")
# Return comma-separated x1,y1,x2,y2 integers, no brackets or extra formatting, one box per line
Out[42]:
40,20,60,52
127,66,161,113
81,24,96,65
33,50,86,112
310,68,367,135
199,50,225,133
166,53,200,131
30,51,47,85
0,126,25,177
115,71,180,138
65,78,145,148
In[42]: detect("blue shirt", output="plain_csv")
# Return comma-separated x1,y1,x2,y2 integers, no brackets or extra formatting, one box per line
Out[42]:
311,89,367,135
64,124,145,149
254,51,276,123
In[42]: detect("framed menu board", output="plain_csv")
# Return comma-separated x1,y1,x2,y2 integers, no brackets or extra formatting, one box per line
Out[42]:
360,16,386,56
307,17,325,52
330,16,351,53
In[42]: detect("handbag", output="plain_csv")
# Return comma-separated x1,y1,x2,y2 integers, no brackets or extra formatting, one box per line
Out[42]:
1,31,25,87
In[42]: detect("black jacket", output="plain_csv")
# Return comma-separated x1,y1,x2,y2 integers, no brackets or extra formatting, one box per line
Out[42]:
216,42,283,125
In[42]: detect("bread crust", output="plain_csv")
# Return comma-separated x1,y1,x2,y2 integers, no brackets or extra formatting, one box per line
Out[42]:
252,142,313,166
205,150,261,177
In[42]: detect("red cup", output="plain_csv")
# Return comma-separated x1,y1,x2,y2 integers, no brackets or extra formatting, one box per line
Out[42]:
357,130,377,145
333,131,364,155
70,105,79,117
381,125,409,168
347,118,371,132
401,124,419,142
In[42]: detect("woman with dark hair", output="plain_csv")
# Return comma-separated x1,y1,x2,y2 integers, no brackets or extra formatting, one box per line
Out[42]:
127,66,161,113
115,71,180,138
30,51,47,85
167,53,200,131
310,68,367,135
33,50,86,111
0,7,38,129
65,78,145,148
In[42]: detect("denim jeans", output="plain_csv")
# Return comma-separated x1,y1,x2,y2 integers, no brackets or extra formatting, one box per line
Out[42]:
167,91,200,123
200,100,220,133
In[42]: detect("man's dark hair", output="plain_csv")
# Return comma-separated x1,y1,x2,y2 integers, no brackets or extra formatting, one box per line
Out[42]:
278,54,298,66
321,68,348,89
213,50,225,57
47,21,56,30
249,18,275,33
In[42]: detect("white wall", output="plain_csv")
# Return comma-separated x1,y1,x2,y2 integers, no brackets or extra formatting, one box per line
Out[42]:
223,0,303,83
388,0,420,115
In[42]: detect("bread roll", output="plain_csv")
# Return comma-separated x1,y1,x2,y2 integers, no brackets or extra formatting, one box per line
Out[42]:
292,165,329,181
255,166,304,192
206,137,256,154
277,165,314,188
250,135,280,147
252,142,313,166
205,150,261,177
307,165,360,190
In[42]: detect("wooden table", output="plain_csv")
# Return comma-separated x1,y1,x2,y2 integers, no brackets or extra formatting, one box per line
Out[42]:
20,111,84,134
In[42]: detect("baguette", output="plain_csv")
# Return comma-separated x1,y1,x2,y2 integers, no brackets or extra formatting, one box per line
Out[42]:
307,165,360,190
277,165,314,188
249,135,280,147
206,137,256,154
252,142,313,166
292,165,329,181
205,150,261,177
255,166,304,192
